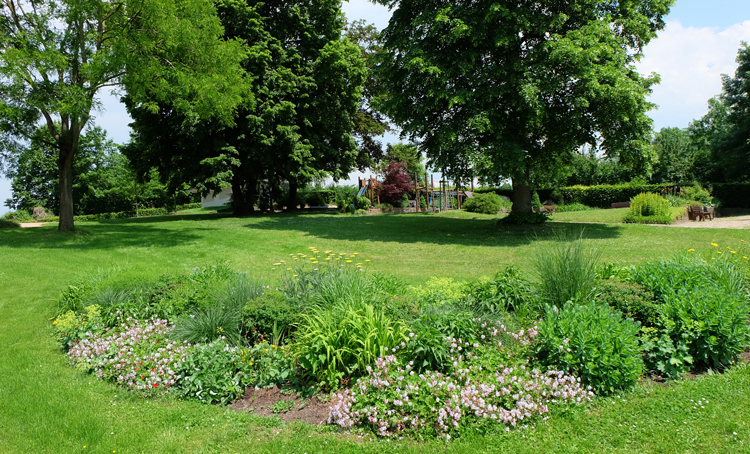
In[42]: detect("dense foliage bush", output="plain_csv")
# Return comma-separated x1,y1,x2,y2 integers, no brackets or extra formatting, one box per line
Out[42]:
558,183,675,208
629,192,671,217
682,184,714,206
410,277,467,307
462,192,507,214
171,304,243,346
353,195,372,210
630,252,750,374
536,301,643,394
532,234,602,306
378,161,414,204
244,289,298,342
53,305,104,350
174,338,248,405
0,219,20,228
594,281,659,327
1,209,34,222
622,213,674,224
464,266,537,317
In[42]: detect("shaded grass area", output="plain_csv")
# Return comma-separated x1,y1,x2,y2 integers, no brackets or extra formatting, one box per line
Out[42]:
0,211,748,453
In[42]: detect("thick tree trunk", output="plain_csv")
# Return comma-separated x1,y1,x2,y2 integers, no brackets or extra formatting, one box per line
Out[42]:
232,178,251,216
57,144,76,231
286,182,299,210
511,166,534,215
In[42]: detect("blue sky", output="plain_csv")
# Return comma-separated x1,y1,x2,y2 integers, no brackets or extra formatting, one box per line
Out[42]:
2,0,750,214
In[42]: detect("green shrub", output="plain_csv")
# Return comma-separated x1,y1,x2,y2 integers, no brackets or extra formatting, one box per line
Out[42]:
1,209,34,223
531,191,542,208
244,289,299,342
532,233,602,306
683,184,714,206
404,307,478,373
594,281,659,327
536,301,643,394
629,192,670,217
410,277,467,307
419,195,427,208
306,192,328,207
398,194,410,208
353,195,372,210
630,254,750,373
296,299,409,389
53,305,103,350
464,266,537,317
239,341,296,388
174,339,247,405
462,192,506,214
712,182,750,208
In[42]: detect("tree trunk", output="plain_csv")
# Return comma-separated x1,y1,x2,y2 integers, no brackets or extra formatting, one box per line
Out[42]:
511,179,533,214
57,144,76,231
286,182,299,210
232,178,251,216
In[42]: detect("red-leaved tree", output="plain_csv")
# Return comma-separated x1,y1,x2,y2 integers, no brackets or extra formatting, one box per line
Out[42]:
378,161,414,204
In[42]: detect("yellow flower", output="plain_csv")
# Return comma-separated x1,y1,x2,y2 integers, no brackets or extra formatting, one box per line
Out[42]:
274,263,281,266
711,243,718,247
287,268,292,270
365,259,371,262
310,257,316,260
712,257,716,260
732,251,738,254
687,249,695,252
727,246,732,249
718,251,722,254
325,257,331,260
353,252,359,255
313,261,318,264
346,260,353,263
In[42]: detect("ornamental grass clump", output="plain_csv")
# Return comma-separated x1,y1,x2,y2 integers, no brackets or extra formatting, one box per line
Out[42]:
624,192,673,224
329,322,592,440
532,232,602,306
67,318,190,394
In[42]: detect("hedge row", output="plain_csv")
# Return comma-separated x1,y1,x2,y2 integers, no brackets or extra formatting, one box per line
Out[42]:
477,184,678,208
42,203,203,223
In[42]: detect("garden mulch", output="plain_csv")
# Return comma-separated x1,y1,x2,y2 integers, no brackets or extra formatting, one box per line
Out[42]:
231,386,331,425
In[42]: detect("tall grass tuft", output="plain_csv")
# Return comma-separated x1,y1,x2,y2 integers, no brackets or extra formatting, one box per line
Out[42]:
533,231,602,305
212,274,265,311
171,304,242,346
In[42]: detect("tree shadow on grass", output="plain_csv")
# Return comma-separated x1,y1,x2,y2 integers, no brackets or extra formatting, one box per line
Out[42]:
0,219,209,250
244,212,625,247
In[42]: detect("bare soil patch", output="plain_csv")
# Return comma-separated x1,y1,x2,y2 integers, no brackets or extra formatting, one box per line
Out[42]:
231,386,331,425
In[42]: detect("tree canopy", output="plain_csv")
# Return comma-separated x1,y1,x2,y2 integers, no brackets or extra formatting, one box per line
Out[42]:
125,0,366,215
372,0,673,215
0,0,247,230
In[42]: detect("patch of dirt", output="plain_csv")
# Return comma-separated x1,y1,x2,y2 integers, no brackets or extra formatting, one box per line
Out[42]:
230,386,331,425
19,222,50,228
667,214,750,229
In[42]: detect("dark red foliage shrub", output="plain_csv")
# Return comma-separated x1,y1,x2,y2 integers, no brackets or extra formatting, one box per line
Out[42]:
378,161,414,204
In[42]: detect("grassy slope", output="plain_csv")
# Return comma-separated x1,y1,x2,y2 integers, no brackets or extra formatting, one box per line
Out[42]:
0,211,748,453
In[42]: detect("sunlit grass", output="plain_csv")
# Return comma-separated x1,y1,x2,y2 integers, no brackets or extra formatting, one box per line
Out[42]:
0,211,748,452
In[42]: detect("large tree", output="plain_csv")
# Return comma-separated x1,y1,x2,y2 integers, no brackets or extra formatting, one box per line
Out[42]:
0,0,247,230
373,0,672,215
125,0,365,214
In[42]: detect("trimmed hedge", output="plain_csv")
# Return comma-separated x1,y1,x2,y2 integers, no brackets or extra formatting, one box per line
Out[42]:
477,184,679,208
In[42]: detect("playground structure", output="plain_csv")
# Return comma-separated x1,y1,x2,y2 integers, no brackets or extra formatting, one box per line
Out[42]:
358,172,475,212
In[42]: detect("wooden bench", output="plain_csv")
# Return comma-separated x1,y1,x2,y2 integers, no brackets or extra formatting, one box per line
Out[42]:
688,205,713,221
611,202,630,208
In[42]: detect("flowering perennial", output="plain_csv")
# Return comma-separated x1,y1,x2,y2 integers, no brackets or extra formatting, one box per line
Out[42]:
67,318,189,393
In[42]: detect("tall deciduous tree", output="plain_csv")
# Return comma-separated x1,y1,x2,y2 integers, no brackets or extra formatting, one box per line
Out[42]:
372,0,672,215
125,0,365,215
0,0,247,230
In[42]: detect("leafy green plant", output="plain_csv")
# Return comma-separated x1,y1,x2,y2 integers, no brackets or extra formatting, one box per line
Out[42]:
554,202,593,212
622,213,674,224
536,301,643,394
0,209,34,223
595,281,659,327
531,191,543,209
639,326,694,377
353,195,372,210
244,289,299,343
174,339,246,405
374,203,393,212
464,266,537,318
629,192,671,217
410,277,467,307
53,305,103,350
532,232,602,306
462,192,507,214
404,307,478,373
296,300,409,389
239,341,296,388
683,184,714,206
270,399,294,413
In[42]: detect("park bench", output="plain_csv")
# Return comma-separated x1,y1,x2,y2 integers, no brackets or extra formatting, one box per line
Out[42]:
688,205,713,221
611,201,630,208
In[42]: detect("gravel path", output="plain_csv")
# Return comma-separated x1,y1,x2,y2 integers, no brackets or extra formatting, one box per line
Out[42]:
667,215,750,229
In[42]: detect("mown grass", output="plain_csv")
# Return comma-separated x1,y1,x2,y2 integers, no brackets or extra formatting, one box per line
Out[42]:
0,210,748,453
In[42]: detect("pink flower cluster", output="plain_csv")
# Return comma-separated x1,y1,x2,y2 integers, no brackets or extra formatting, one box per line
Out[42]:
67,318,190,394
329,321,590,440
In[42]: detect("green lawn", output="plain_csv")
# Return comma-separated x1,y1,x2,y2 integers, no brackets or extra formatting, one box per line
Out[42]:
1,211,748,453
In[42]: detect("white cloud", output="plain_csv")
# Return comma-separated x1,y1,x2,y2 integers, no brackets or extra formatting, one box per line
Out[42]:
638,20,750,129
